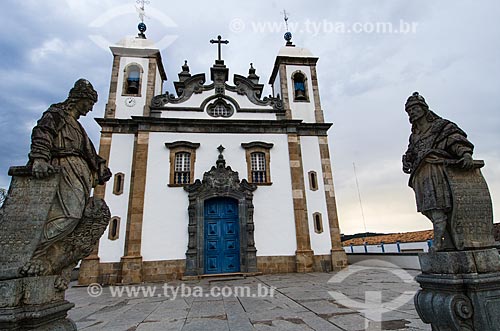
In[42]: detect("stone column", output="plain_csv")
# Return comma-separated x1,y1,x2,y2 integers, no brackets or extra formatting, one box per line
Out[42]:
279,65,292,120
309,66,325,124
104,54,120,119
78,132,113,285
121,131,149,284
288,134,314,272
142,58,157,117
318,137,347,270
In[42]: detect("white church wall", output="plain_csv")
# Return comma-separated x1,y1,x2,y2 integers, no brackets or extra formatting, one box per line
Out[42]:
285,65,316,123
160,109,276,121
140,132,296,261
155,65,162,96
272,71,281,98
300,136,332,255
115,57,150,119
99,133,135,263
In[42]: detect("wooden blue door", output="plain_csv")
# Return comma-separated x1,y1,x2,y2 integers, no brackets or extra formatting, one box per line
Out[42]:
204,197,240,274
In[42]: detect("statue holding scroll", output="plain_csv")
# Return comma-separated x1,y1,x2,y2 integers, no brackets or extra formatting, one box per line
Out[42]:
402,92,495,251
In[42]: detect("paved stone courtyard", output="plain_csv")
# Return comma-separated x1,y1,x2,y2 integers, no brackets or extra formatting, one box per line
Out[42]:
67,266,430,331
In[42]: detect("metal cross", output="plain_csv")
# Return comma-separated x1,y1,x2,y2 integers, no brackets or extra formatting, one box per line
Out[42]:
210,35,229,61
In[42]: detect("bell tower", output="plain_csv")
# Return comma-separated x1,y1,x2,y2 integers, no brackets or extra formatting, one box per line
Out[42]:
79,8,167,285
268,27,347,272
269,25,324,124
103,18,167,120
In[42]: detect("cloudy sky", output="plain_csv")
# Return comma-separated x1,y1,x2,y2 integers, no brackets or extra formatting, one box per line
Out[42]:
1,0,499,235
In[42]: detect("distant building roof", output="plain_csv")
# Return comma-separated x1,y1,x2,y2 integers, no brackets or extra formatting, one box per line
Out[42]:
342,223,500,246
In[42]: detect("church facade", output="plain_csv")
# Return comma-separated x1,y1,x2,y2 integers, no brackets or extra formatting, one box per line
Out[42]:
79,33,347,285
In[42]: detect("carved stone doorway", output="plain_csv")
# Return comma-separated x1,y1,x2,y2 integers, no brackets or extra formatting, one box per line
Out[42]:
184,149,258,276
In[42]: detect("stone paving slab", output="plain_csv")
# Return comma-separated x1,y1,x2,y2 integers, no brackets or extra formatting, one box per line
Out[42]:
66,267,431,330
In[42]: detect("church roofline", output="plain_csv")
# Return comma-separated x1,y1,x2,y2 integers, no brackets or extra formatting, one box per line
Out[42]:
110,46,167,81
95,117,333,136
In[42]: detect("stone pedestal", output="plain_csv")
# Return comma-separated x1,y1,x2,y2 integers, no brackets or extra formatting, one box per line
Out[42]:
0,276,76,330
414,249,500,331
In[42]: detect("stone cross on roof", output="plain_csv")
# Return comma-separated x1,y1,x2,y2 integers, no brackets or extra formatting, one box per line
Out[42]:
210,35,229,62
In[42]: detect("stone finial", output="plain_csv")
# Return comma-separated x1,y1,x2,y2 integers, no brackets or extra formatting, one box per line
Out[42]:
247,63,260,84
178,60,191,82
216,145,226,168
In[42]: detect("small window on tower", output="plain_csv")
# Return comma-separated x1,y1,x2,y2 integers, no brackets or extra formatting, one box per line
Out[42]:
123,64,143,96
165,141,200,187
113,172,125,195
292,71,309,102
242,142,273,185
313,212,323,234
108,217,120,240
309,171,318,191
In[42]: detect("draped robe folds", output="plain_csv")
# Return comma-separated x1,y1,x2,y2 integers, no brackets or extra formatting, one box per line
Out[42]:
403,117,474,214
29,103,106,245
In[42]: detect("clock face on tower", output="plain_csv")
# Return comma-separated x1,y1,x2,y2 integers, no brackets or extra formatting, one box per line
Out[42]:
125,97,136,107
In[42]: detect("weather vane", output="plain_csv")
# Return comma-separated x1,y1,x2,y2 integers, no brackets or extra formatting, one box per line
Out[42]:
135,0,150,38
136,0,150,23
282,9,293,45
282,9,290,31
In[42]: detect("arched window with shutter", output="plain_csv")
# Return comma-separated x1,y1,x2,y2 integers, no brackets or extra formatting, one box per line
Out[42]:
122,63,143,96
292,71,309,102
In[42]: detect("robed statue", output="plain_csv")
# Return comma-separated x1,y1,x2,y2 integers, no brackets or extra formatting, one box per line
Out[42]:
0,79,112,329
402,92,495,251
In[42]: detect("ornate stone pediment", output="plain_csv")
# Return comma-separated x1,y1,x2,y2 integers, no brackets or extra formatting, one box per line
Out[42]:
185,153,256,196
150,62,283,112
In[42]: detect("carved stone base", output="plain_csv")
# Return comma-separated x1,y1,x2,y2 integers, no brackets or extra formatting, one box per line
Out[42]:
0,276,76,330
295,249,314,273
415,249,500,331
